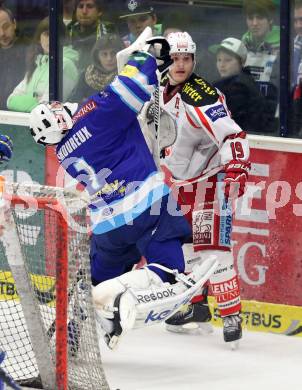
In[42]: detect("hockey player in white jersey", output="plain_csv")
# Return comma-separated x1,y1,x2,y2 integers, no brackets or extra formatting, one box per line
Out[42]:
143,32,251,343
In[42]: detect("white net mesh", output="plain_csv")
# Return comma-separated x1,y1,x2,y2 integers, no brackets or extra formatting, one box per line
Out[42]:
0,182,110,389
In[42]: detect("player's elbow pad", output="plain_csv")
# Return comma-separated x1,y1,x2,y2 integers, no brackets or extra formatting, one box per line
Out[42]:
219,132,250,165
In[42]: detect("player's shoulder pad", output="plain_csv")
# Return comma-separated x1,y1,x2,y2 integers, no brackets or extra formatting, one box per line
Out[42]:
181,73,219,107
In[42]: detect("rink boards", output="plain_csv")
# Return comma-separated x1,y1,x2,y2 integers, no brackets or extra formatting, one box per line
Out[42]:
209,297,302,337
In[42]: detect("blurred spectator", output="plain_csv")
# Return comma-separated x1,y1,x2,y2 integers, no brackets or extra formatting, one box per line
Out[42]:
292,1,302,136
64,0,76,27
119,0,162,47
0,1,49,37
68,0,115,71
293,0,302,87
0,6,29,110
210,37,278,133
163,27,181,38
242,0,280,97
71,34,123,103
7,16,79,112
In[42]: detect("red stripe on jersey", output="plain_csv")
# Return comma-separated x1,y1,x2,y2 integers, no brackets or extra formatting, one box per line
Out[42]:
163,83,183,104
223,130,247,143
218,94,232,117
194,107,217,141
220,302,241,317
186,111,199,128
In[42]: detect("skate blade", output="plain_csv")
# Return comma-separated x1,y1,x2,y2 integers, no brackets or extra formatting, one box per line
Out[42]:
166,322,213,335
229,340,240,350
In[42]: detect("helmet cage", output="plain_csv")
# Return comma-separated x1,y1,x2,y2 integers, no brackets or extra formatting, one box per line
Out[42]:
29,102,76,146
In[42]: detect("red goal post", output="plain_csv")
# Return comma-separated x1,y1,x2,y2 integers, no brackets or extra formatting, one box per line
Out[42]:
0,177,110,390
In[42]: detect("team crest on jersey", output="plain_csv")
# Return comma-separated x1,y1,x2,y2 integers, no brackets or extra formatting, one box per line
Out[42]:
205,104,227,122
192,209,213,246
181,74,218,107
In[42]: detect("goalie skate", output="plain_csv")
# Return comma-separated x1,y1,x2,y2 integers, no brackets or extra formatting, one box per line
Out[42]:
165,293,213,335
102,294,125,350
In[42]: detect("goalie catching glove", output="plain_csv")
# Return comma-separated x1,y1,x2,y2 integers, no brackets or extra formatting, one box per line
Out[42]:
146,36,172,74
29,101,78,145
116,26,172,75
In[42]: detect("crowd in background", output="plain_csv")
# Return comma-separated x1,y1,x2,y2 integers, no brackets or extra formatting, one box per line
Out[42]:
0,0,300,137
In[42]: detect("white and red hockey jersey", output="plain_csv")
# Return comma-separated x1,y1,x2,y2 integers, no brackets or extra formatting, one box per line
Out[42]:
158,73,250,181
141,73,249,316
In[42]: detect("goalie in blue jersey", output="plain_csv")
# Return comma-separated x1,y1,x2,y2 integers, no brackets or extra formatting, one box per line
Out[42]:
29,29,218,349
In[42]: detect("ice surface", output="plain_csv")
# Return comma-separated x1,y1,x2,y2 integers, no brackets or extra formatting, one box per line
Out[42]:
101,324,302,390
3,310,299,389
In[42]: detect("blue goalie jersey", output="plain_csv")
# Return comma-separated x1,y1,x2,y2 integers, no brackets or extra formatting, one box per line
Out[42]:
56,52,170,234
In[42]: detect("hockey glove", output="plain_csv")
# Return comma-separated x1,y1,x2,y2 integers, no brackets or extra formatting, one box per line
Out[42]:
146,102,163,124
223,160,250,201
0,134,13,165
146,36,173,74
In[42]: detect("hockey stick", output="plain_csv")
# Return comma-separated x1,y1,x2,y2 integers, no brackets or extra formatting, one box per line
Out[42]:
116,27,159,156
0,367,22,390
153,85,161,157
0,352,22,390
46,268,85,340
116,28,172,163
144,37,172,161
46,267,90,358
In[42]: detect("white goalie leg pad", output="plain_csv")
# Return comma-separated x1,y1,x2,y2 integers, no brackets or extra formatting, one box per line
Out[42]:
93,268,164,349
92,267,163,313
105,255,217,336
129,256,218,329
92,256,218,349
92,268,163,334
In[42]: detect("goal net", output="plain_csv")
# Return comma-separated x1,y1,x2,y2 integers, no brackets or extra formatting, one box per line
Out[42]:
0,178,110,390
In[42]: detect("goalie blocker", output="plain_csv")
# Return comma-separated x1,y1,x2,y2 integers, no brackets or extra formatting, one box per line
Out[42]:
93,256,218,349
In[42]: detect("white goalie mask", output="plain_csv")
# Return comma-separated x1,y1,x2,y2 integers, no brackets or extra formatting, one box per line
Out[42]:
167,32,196,56
29,101,78,146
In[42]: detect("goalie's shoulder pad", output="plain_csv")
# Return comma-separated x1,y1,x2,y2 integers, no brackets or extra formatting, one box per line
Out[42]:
181,73,219,107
